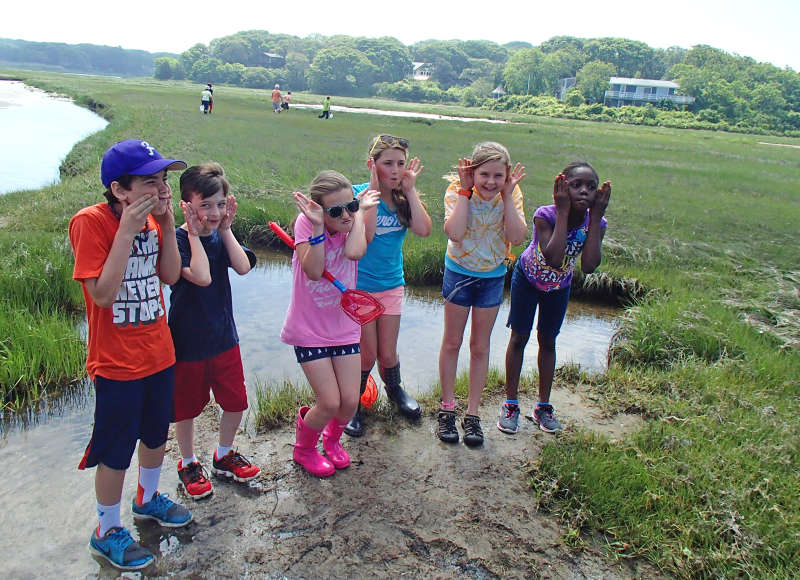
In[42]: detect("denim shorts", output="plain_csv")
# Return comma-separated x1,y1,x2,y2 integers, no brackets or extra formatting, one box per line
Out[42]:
441,266,505,308
294,343,361,364
78,365,175,471
506,263,570,338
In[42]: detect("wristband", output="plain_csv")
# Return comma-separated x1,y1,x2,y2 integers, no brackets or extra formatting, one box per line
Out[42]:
308,233,326,246
458,188,472,199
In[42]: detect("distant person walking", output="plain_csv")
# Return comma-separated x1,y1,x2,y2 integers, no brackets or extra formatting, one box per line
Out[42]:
281,90,292,111
201,86,212,114
206,83,214,114
272,84,283,114
318,96,331,119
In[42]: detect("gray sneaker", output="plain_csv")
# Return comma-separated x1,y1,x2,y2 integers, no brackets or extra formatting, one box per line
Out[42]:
533,404,563,433
497,403,520,434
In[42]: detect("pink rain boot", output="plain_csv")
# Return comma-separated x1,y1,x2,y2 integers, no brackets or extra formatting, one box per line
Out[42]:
322,420,351,469
293,406,335,477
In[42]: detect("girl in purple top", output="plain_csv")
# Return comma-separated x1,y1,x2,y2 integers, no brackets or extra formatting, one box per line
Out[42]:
280,170,379,477
500,162,610,435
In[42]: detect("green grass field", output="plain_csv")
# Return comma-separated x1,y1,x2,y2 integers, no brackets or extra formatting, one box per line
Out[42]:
1,69,798,578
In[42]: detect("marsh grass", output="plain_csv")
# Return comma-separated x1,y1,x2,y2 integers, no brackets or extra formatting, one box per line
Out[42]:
2,69,799,577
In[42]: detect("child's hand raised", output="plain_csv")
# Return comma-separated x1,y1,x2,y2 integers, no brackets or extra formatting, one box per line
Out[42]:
402,157,424,192
356,188,381,212
294,191,324,227
457,158,474,191
367,157,381,192
120,194,156,237
502,163,526,199
219,195,237,231
553,173,571,215
590,181,611,220
180,200,205,236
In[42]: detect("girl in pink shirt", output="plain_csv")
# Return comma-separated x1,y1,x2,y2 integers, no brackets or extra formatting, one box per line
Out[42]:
280,170,379,477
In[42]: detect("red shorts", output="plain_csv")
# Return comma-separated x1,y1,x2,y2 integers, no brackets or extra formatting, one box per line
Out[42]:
173,344,248,421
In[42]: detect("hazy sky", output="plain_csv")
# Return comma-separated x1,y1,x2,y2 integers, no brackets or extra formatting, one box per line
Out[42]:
3,0,799,71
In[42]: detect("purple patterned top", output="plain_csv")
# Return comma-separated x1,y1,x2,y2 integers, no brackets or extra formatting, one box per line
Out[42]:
518,205,607,292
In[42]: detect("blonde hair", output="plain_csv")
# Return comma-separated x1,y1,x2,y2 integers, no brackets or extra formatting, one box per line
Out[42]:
308,170,352,206
444,141,512,187
469,141,511,169
367,135,413,227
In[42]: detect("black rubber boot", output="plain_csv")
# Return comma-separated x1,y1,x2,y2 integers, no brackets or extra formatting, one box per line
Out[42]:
344,370,371,438
380,363,421,419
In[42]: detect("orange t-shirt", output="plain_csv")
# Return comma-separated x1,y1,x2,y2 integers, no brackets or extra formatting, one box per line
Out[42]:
272,89,282,103
69,203,175,381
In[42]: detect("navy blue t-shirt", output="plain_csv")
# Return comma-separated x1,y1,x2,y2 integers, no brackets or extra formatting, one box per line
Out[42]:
168,228,255,362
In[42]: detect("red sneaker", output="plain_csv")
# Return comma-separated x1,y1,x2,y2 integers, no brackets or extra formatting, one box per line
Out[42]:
212,450,260,482
177,460,213,499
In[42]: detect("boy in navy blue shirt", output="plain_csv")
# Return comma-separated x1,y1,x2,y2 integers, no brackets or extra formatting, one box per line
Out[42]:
168,162,260,499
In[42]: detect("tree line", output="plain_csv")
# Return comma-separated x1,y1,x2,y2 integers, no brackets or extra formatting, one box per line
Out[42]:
0,38,162,77
3,33,799,135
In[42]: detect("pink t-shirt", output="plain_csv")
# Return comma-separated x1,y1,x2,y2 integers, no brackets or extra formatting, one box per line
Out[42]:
280,214,361,347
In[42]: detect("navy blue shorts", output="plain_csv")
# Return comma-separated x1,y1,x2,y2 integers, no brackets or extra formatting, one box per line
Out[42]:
441,267,505,308
294,343,361,364
506,264,570,339
78,365,175,471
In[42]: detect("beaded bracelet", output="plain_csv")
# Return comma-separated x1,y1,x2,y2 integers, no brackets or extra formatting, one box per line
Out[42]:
457,188,472,199
308,233,326,246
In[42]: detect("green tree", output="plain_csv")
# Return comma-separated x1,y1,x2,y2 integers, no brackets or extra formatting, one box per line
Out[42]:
180,44,209,76
565,89,585,106
212,38,251,65
285,52,310,90
153,57,179,79
306,46,377,96
502,48,547,94
354,37,412,83
576,61,616,103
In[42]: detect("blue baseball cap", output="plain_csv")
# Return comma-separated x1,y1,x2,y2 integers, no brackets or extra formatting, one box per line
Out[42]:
101,139,187,187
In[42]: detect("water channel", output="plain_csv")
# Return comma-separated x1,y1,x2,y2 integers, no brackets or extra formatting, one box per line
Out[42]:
0,80,109,194
0,81,619,577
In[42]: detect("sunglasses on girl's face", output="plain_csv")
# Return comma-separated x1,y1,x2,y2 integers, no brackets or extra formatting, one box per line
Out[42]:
324,199,360,218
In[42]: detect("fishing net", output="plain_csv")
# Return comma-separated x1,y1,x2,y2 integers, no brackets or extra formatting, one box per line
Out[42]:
340,290,385,325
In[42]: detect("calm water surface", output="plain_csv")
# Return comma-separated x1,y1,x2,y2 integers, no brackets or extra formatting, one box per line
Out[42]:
0,80,108,194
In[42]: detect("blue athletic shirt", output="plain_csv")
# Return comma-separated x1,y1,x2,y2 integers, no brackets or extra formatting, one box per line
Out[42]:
168,228,256,361
353,182,407,292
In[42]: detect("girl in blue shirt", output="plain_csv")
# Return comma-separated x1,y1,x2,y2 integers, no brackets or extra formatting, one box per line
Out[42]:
345,135,432,437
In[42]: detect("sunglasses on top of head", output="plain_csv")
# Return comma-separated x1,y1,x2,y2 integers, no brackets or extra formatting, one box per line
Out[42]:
370,135,409,155
324,199,360,218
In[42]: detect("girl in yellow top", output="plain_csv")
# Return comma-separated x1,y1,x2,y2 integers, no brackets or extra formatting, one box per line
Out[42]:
437,141,527,447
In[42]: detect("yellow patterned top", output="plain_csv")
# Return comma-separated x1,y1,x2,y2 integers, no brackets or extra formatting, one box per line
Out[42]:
444,180,525,274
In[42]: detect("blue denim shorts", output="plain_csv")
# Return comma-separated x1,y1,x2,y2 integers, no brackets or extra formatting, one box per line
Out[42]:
294,343,361,364
441,266,505,308
506,263,570,338
79,365,175,471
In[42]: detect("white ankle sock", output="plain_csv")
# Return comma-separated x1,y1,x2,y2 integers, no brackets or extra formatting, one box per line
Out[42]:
181,455,198,467
138,465,161,504
216,444,232,459
97,501,122,537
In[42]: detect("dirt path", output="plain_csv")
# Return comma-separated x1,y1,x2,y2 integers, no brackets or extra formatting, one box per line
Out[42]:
131,388,656,579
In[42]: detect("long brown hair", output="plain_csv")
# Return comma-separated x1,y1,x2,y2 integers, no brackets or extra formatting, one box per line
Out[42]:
368,134,412,227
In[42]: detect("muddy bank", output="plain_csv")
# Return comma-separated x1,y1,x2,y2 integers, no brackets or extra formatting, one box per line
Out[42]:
112,388,657,579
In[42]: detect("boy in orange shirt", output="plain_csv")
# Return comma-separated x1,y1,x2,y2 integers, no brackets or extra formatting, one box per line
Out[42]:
69,139,192,571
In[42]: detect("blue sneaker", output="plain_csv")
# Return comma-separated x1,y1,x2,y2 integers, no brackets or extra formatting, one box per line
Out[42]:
132,492,193,527
88,526,154,571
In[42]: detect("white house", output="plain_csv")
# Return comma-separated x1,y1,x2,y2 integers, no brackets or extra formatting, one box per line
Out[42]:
410,62,434,81
603,77,694,107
